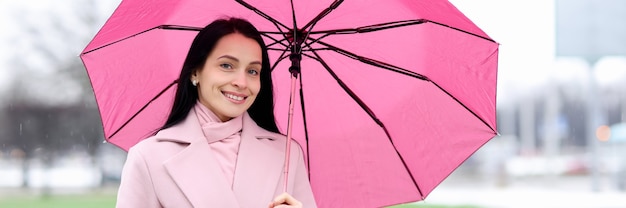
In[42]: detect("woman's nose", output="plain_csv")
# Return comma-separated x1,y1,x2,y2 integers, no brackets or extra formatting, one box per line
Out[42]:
231,70,247,89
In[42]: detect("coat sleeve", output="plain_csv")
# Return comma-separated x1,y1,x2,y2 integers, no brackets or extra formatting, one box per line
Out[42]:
116,147,161,208
293,144,318,208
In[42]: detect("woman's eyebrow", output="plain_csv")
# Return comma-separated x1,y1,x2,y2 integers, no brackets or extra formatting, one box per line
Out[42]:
218,55,261,65
218,55,239,62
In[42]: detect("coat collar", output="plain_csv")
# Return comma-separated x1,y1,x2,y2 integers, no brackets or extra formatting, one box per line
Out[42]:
156,109,279,144
154,109,286,207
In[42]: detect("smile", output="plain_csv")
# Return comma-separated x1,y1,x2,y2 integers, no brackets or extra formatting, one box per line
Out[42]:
223,92,245,101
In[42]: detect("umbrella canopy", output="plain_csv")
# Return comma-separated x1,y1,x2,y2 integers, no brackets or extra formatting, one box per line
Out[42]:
81,0,499,207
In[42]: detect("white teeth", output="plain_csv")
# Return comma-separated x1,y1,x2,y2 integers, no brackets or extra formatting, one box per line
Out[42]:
225,93,244,101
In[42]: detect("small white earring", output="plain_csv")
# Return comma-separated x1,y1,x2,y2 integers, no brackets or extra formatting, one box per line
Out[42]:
192,80,198,86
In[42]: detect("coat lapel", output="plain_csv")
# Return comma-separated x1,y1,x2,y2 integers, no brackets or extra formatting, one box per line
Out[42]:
232,113,286,207
158,110,240,208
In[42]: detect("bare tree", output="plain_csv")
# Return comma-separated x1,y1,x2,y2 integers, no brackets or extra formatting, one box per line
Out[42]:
0,0,121,191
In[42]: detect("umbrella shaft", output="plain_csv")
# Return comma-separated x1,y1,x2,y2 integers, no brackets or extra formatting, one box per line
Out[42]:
284,41,302,192
284,72,299,192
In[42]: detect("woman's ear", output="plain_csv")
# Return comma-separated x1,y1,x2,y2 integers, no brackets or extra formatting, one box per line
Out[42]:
190,72,198,86
190,69,198,81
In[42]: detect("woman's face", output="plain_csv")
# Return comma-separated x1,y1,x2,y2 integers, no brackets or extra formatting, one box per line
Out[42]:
192,33,263,121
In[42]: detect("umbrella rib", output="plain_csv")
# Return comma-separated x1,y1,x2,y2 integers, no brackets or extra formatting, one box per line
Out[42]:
236,0,293,52
270,49,291,73
290,0,298,30
300,19,495,52
310,19,428,36
301,0,344,31
315,40,429,80
262,33,290,49
427,20,496,43
235,0,290,31
430,81,497,134
307,19,496,43
160,25,202,31
81,25,202,55
305,49,425,198
309,19,426,35
304,19,427,49
299,20,425,51
108,80,178,139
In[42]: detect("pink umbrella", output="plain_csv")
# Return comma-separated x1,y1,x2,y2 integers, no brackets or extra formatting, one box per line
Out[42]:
81,0,499,207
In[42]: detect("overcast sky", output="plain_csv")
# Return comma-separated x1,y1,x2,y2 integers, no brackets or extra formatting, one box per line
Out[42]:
0,0,120,102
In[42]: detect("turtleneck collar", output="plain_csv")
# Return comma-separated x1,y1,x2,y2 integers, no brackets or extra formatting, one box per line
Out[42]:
193,101,243,144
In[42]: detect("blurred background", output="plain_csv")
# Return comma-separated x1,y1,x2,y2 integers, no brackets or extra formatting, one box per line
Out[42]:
0,0,625,207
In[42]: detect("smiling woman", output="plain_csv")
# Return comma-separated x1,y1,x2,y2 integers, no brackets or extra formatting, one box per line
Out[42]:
114,18,316,208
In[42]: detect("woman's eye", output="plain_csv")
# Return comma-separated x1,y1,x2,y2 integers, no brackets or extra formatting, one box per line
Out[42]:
220,63,233,69
248,69,260,76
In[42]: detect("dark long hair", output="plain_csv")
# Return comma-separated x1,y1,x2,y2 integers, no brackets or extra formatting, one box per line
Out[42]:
160,17,279,133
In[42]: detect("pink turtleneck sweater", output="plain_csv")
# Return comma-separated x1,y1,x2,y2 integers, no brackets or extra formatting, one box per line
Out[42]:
194,101,243,189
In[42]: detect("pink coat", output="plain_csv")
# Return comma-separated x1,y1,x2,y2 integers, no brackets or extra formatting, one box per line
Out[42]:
116,110,317,207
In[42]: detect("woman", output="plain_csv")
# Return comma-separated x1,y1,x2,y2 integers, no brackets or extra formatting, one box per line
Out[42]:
116,18,317,208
